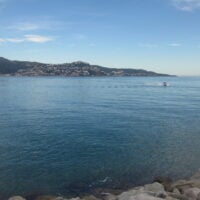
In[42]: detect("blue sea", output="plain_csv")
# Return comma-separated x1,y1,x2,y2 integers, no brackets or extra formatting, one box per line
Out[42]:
0,76,200,197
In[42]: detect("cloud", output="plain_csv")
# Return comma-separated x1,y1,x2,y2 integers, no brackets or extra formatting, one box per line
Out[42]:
168,43,182,47
171,0,200,11
24,35,53,43
0,38,5,42
7,23,40,31
6,38,25,43
0,34,53,43
6,19,69,32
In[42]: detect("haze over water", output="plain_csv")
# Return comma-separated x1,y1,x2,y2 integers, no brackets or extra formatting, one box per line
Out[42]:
0,76,200,197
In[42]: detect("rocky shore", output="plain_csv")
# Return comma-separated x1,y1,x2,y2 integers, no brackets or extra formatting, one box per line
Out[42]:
5,171,200,200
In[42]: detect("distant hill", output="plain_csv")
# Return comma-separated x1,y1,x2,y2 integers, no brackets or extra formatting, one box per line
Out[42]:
0,57,171,77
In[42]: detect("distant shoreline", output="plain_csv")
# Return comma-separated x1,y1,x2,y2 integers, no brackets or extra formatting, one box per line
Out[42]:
0,57,173,77
0,75,176,77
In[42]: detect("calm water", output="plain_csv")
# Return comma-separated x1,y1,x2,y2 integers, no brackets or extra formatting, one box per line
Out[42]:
0,76,200,197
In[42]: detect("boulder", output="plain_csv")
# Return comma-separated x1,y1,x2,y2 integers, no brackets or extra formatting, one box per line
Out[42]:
117,189,141,200
184,187,200,199
197,193,200,200
190,171,200,180
124,193,164,200
168,193,189,200
100,193,116,200
8,196,26,200
154,177,173,192
144,182,165,193
166,196,179,200
172,180,200,193
118,189,143,200
82,195,100,200
118,184,167,200
70,198,81,200
144,182,167,197
35,196,67,200
172,188,181,195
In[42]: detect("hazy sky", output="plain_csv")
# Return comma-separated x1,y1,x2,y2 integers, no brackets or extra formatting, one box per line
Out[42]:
0,0,200,75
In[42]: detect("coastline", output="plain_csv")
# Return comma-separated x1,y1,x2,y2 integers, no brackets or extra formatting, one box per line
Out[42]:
5,171,200,200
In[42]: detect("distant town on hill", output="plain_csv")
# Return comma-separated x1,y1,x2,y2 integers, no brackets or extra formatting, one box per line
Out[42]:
0,57,171,77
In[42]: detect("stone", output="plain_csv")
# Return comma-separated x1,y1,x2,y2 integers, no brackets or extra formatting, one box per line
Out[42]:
126,193,164,200
172,180,200,193
35,196,61,200
172,180,188,193
83,195,100,200
190,171,200,180
197,193,200,200
154,177,173,192
184,187,200,199
144,182,165,193
144,182,167,197
70,198,81,200
166,196,179,200
100,193,116,200
55,197,68,200
172,188,181,195
8,196,26,200
118,189,142,200
169,193,189,200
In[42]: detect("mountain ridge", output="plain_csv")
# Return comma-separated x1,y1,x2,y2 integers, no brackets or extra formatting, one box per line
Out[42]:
0,57,172,77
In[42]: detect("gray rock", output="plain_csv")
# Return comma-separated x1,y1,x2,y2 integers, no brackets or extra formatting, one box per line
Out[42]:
82,195,100,200
172,180,200,193
184,187,200,199
8,196,26,200
144,182,167,198
118,189,143,200
166,196,179,200
191,171,200,180
70,198,81,200
54,197,68,200
197,193,200,200
154,177,173,192
172,188,181,195
101,193,117,200
169,193,189,200
125,193,164,200
35,196,58,200
144,182,165,193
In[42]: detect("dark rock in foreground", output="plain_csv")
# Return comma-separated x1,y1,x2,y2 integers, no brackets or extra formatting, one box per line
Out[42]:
0,57,171,77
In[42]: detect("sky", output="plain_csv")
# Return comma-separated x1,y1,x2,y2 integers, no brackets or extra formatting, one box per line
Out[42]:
0,0,200,75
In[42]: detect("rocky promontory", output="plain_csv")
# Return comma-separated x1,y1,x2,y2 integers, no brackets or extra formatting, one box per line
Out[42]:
0,57,171,77
5,171,200,200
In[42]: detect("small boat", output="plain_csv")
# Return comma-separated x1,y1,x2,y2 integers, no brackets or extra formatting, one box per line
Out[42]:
163,82,167,87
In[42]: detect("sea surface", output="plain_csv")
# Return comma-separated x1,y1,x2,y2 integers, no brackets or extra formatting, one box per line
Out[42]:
0,76,200,197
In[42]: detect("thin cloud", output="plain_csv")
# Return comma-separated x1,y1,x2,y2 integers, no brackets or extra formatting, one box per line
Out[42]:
25,35,53,43
7,23,40,31
6,38,25,43
168,43,182,47
0,38,5,42
171,0,200,11
6,19,69,31
0,34,53,43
